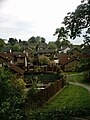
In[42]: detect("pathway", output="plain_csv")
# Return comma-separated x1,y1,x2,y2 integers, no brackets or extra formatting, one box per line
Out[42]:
67,78,90,120
69,81,90,92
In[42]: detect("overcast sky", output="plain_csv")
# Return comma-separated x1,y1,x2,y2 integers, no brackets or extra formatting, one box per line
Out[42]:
0,0,82,44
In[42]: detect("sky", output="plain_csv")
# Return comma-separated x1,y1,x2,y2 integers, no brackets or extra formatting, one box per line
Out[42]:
0,0,83,44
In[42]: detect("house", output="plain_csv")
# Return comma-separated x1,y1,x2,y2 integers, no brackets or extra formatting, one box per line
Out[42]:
8,63,24,75
58,46,70,54
68,48,81,57
11,52,28,70
0,52,14,66
64,58,79,71
0,52,27,75
82,46,90,54
59,54,79,71
34,49,57,58
37,43,48,50
78,54,90,59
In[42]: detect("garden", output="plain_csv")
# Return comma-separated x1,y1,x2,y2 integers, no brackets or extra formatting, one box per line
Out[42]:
0,66,90,120
28,85,90,120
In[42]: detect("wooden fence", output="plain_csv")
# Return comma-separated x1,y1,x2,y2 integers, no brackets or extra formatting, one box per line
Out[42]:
26,79,64,108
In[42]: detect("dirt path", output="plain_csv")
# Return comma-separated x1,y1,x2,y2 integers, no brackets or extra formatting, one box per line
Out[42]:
69,82,90,92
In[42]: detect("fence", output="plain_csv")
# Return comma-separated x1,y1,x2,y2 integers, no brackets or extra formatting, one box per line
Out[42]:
26,79,64,108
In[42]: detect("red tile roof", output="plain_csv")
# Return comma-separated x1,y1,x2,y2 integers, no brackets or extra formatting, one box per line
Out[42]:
0,52,13,61
59,54,79,65
8,63,24,75
0,52,25,75
78,54,90,59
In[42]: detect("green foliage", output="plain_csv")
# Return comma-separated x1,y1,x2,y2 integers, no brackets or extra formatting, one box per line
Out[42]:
0,38,5,50
66,72,85,83
56,66,63,75
39,55,50,65
61,39,71,46
33,66,41,72
27,84,90,119
62,0,90,45
83,71,90,83
54,39,61,48
28,36,46,44
75,58,90,72
12,43,22,52
8,38,18,46
25,73,59,84
1,44,12,52
55,0,90,46
67,71,90,83
43,85,90,109
42,85,90,117
41,37,46,43
0,67,26,120
28,107,90,120
28,36,36,43
54,27,68,40
26,76,40,109
48,42,57,49
28,109,70,120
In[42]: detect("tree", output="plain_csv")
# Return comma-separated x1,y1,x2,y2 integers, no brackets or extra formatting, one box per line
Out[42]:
12,43,22,52
35,36,41,43
28,36,36,43
62,0,90,45
54,27,69,48
0,38,5,50
48,42,57,49
54,27,68,40
8,38,18,46
41,37,46,43
61,39,72,46
39,55,50,65
54,39,62,48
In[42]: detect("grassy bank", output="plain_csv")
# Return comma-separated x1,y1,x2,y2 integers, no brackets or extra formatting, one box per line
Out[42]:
43,84,90,110
28,85,90,119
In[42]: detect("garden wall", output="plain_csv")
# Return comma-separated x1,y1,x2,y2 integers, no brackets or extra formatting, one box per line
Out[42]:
26,79,64,108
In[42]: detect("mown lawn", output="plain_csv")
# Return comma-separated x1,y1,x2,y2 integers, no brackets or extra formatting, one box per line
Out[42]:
65,72,86,83
28,85,90,119
43,84,90,110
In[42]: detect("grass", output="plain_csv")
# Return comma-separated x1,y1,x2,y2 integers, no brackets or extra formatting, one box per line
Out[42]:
27,84,90,119
28,85,90,119
64,72,89,83
43,84,90,110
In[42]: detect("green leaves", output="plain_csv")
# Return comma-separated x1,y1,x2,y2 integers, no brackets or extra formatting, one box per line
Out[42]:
54,27,68,40
0,67,26,120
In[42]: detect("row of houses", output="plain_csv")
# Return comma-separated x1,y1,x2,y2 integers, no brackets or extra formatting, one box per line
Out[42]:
0,52,27,75
0,46,90,75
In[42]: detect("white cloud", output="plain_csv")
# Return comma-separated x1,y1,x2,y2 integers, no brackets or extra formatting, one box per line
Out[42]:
0,0,82,44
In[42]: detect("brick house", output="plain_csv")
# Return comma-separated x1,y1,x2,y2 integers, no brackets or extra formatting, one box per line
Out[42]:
59,54,79,71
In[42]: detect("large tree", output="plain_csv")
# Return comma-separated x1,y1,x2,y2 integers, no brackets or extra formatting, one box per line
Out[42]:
55,0,90,46
48,42,57,49
0,38,5,50
8,38,18,46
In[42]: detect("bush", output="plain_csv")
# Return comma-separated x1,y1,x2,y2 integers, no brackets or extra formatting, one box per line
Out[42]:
27,107,90,120
83,71,90,83
0,67,26,120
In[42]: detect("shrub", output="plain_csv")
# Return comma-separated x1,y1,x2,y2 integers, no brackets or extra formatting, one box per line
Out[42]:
0,67,26,120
